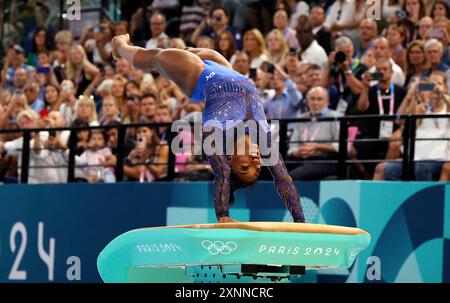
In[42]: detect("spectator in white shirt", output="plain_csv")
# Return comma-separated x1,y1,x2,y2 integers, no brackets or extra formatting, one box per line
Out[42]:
296,22,328,69
145,13,169,49
369,37,406,86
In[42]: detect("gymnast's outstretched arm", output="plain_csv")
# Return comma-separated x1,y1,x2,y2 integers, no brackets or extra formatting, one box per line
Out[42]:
267,153,306,223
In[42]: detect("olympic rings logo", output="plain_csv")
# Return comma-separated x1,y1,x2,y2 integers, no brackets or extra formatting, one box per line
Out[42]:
201,240,238,255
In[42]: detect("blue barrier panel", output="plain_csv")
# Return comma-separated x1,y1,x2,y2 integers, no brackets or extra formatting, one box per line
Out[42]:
0,181,448,282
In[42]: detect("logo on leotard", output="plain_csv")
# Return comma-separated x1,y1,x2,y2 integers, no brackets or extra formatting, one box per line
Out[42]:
206,72,216,81
201,240,237,255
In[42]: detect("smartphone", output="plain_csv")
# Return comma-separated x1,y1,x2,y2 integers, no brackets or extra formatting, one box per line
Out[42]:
12,88,24,97
37,66,50,74
48,129,57,138
61,80,74,91
371,72,384,81
418,82,435,91
249,68,257,79
136,135,146,149
427,28,444,39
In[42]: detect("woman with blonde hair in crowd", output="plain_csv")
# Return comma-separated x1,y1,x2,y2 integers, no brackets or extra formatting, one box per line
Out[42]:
99,95,121,126
231,29,269,68
266,29,289,65
52,30,73,82
215,31,236,62
169,38,187,49
73,95,99,126
64,44,100,97
111,74,128,115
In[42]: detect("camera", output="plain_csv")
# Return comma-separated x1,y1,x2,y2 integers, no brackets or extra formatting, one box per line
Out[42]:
395,10,409,20
335,51,347,64
249,68,257,80
371,72,384,81
48,129,57,138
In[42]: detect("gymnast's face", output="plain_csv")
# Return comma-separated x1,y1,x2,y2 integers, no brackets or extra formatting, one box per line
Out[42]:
231,134,261,184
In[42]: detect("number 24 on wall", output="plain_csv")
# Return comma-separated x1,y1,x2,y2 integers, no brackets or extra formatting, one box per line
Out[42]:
0,222,55,281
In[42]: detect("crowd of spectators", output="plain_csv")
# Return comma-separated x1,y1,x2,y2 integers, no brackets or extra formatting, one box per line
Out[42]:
1,0,450,184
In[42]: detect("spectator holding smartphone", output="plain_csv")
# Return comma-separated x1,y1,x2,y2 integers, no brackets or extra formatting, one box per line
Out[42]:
374,72,450,181
263,63,304,119
191,7,241,49
369,37,406,86
84,22,114,66
354,59,407,178
123,126,169,182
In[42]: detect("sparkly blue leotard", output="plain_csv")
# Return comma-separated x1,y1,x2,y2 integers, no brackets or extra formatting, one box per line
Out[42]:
191,60,305,223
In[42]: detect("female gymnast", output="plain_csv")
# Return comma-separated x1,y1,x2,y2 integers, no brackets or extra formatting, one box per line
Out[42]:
112,34,305,223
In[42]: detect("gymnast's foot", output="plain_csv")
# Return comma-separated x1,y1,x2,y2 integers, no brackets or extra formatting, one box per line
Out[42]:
218,216,239,223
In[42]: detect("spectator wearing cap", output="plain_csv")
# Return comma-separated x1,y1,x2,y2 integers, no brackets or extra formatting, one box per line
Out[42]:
287,86,342,180
1,44,34,90
145,13,169,49
273,8,299,50
191,7,242,49
309,5,332,55
296,22,328,69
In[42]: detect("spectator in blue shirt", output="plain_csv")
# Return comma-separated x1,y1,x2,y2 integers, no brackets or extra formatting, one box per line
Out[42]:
264,64,304,119
421,38,450,77
24,82,45,115
1,45,35,90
